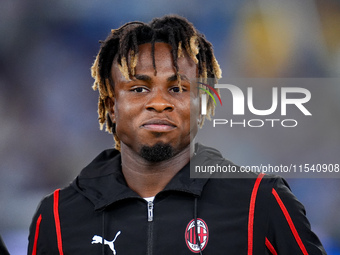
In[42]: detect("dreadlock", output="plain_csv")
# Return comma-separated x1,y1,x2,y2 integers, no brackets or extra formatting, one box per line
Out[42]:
91,15,222,150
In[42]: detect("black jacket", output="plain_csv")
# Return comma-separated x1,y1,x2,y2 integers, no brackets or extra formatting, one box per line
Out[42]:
0,235,10,255
28,144,326,254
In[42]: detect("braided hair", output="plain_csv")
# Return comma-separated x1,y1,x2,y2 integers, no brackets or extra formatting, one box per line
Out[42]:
91,15,222,150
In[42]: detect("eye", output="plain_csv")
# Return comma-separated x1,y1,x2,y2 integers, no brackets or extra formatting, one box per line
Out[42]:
132,87,149,93
169,86,181,93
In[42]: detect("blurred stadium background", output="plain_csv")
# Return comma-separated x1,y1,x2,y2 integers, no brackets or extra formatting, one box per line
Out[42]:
1,0,340,254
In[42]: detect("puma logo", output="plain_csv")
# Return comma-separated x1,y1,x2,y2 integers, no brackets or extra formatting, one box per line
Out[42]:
91,231,121,254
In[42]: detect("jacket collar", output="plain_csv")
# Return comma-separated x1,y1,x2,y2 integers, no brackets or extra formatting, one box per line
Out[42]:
72,144,218,210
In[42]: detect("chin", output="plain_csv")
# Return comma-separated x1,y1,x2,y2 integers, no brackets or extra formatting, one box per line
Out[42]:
139,142,175,162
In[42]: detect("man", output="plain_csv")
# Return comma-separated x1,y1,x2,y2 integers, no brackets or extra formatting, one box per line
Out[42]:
28,15,326,254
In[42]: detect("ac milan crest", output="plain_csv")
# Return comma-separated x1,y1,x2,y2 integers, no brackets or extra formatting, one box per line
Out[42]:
185,218,209,253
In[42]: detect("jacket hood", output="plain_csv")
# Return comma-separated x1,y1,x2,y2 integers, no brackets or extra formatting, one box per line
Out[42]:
71,143,225,210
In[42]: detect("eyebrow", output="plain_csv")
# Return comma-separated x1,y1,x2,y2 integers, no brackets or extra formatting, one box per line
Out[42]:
132,74,190,83
167,74,190,82
134,74,152,82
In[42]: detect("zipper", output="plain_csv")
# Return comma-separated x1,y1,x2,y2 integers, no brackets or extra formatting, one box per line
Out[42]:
147,201,154,255
147,201,154,222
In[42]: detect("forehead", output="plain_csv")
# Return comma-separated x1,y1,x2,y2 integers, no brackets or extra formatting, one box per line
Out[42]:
137,42,196,72
111,42,197,82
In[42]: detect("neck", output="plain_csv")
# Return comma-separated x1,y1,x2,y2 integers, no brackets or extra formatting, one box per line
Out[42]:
120,142,194,198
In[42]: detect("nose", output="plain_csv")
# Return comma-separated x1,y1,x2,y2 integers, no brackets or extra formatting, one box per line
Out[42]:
145,90,174,112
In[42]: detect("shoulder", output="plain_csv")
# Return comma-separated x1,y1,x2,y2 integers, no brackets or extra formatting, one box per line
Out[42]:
202,173,290,202
33,180,86,219
34,185,76,214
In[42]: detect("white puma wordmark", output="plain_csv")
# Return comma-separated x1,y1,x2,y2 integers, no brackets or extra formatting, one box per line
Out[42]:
91,231,121,255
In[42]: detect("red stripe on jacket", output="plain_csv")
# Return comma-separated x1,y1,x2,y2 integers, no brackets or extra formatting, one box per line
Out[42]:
32,214,42,255
247,173,265,255
265,237,278,255
272,188,308,255
53,189,64,255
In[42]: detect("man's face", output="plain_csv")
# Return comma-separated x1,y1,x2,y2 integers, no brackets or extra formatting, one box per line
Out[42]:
109,42,200,158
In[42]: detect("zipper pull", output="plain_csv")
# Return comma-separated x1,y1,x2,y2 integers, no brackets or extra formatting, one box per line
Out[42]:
147,201,154,222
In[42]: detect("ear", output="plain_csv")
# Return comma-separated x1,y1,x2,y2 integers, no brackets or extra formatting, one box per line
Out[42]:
105,97,116,123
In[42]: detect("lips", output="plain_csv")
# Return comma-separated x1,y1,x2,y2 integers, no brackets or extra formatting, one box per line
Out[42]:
141,119,177,132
